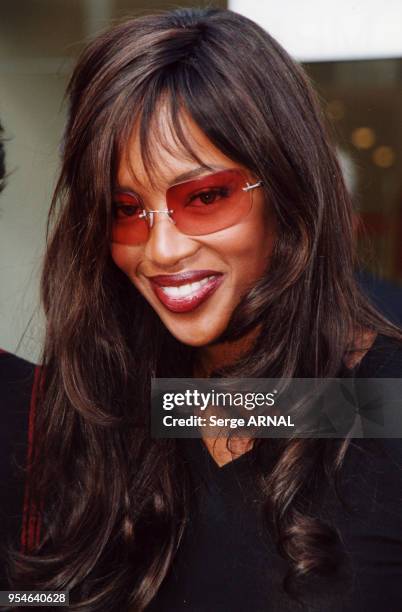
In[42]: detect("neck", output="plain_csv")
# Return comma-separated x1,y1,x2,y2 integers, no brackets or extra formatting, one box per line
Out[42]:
194,326,261,467
194,325,261,377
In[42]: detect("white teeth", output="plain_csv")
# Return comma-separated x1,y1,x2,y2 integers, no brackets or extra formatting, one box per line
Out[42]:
159,275,216,299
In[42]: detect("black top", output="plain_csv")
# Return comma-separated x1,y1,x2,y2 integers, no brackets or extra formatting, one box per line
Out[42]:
148,334,402,612
1,335,402,610
0,351,36,588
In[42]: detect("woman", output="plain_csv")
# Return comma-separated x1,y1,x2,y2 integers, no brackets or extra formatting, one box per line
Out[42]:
2,7,402,611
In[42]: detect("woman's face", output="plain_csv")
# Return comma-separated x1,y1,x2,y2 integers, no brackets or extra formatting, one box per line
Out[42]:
110,110,276,347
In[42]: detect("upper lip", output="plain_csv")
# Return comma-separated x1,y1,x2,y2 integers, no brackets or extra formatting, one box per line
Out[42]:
148,270,222,287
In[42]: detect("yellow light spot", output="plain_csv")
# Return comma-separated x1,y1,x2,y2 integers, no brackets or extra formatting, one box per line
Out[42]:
372,146,395,168
351,127,376,150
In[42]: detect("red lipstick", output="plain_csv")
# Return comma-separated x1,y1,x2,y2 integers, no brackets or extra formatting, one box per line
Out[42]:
147,270,224,313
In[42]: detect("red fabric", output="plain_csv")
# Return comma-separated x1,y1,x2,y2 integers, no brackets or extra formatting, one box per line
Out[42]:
20,365,43,553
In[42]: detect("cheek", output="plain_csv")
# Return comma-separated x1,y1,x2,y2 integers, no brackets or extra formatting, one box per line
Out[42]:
246,201,277,275
213,211,276,284
110,244,141,279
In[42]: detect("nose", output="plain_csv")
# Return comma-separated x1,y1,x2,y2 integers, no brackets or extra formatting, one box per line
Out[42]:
143,209,200,269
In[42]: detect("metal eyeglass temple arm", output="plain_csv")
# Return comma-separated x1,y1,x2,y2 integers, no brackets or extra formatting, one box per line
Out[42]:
138,209,175,228
242,180,263,192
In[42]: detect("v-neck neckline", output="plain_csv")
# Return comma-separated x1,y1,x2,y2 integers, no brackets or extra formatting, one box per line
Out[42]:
180,438,255,480
182,333,394,476
200,438,255,471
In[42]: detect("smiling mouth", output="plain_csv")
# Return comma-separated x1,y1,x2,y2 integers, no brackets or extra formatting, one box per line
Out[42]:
148,270,224,313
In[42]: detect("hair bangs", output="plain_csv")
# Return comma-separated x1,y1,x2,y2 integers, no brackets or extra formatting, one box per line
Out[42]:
115,68,216,193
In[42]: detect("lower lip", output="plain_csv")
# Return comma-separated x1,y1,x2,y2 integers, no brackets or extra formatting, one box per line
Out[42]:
150,275,224,313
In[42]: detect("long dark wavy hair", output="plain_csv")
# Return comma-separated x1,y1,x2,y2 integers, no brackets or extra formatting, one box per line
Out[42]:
6,7,402,610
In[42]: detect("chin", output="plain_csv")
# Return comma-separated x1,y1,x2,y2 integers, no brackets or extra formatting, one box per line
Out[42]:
162,317,228,347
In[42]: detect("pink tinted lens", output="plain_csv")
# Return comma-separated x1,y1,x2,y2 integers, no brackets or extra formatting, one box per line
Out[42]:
111,192,149,245
111,169,255,245
166,169,253,235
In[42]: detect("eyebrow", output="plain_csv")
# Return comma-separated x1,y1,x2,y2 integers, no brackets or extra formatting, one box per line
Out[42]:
168,164,220,185
114,164,222,195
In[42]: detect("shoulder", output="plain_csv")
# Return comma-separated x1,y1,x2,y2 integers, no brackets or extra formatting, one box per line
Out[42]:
0,350,37,446
336,437,402,567
331,335,402,590
354,333,402,377
337,332,402,530
324,436,402,609
0,349,37,393
343,437,402,495
0,351,38,585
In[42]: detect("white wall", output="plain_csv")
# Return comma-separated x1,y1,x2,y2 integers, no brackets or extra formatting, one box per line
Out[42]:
229,0,402,61
0,0,95,362
0,71,67,361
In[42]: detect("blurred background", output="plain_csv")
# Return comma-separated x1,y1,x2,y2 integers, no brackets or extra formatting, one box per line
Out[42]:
0,0,401,362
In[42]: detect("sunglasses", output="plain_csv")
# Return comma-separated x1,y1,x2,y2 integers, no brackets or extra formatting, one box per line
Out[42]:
111,168,263,245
